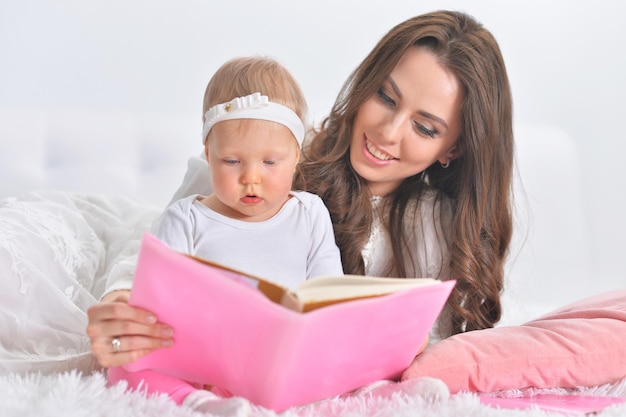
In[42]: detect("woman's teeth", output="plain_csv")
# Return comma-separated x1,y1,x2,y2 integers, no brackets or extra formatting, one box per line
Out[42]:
366,140,394,161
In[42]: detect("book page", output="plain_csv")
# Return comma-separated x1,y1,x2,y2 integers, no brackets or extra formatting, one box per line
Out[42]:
186,252,440,313
186,253,289,304
286,275,439,312
294,275,438,301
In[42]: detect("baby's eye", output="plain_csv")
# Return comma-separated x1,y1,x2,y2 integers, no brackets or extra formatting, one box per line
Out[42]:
223,159,239,165
414,122,436,139
263,160,276,166
376,87,396,107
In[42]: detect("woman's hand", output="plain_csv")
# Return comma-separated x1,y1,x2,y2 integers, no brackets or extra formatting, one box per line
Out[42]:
86,290,174,368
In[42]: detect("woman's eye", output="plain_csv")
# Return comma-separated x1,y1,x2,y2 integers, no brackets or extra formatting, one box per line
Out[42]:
376,87,395,106
415,123,436,138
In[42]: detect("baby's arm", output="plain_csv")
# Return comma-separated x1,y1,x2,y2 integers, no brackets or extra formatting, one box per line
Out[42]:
150,196,198,254
88,198,198,368
305,195,344,278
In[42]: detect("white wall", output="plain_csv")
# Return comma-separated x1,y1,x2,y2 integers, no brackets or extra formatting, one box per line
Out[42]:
1,0,624,320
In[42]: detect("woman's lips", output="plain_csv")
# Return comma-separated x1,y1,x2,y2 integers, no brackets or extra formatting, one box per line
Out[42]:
362,136,397,165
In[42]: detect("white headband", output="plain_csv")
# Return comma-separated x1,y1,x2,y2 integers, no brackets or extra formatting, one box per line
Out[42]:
201,92,304,146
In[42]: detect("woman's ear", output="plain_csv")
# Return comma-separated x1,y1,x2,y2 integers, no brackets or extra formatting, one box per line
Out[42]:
439,144,460,165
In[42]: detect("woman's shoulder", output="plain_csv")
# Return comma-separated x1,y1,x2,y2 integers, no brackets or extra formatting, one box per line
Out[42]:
407,187,452,213
403,187,453,239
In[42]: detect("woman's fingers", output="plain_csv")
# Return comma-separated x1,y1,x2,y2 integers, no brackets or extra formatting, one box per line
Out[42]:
87,299,156,325
87,317,174,367
88,319,173,350
91,334,173,368
86,294,174,368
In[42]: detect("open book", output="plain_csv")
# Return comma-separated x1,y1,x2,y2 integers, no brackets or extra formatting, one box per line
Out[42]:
187,248,443,313
126,233,455,411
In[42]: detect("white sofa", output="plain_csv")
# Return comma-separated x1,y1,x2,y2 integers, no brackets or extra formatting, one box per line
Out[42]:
0,107,201,208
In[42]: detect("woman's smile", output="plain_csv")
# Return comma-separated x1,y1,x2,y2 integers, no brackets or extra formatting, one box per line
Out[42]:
365,136,397,162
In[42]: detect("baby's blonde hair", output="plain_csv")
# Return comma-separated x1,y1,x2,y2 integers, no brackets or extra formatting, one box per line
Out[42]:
202,56,308,127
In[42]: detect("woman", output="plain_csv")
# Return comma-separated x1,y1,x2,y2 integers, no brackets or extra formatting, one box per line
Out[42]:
295,10,513,338
87,10,513,367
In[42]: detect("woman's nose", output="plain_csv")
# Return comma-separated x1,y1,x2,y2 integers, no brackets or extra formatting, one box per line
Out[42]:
379,113,406,144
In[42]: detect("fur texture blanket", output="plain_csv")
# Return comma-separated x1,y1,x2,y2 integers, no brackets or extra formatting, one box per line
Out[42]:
2,371,626,417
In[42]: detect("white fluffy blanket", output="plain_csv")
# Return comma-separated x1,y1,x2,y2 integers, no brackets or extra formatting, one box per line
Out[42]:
2,371,626,417
0,191,160,374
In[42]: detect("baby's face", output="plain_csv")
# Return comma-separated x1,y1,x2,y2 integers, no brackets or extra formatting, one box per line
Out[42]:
205,119,300,222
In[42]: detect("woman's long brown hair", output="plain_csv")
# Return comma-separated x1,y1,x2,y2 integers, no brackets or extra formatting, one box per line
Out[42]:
294,10,514,335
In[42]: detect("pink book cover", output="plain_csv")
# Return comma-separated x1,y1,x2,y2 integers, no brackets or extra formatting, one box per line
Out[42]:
125,233,455,411
480,394,626,414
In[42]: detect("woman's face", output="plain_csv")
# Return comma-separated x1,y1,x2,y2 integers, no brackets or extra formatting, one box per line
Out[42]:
350,46,463,196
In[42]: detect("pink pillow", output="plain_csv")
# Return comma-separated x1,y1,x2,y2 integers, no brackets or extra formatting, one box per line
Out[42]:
402,290,626,393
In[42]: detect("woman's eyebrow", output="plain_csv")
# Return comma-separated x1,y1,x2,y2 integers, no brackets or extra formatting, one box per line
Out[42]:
388,77,403,99
388,77,449,130
419,111,448,129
